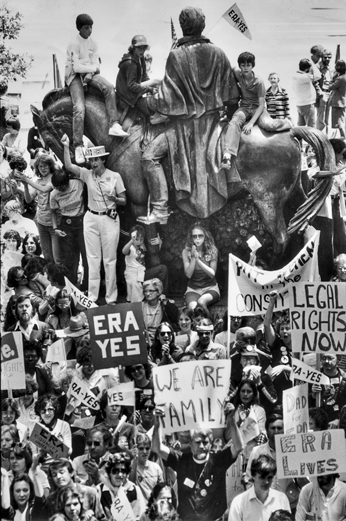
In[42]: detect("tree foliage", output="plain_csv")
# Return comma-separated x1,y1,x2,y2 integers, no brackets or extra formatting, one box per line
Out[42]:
0,3,33,81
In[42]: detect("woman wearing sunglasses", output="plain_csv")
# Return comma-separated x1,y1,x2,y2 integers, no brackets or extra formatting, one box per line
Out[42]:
182,223,220,313
150,322,183,366
98,452,146,520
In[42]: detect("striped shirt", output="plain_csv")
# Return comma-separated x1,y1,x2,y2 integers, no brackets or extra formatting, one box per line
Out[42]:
265,86,290,119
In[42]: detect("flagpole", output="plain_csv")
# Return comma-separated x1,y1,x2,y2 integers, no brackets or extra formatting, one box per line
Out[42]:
205,16,224,37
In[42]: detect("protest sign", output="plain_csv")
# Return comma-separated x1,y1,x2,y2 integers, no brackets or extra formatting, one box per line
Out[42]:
291,357,329,385
72,416,96,430
46,339,66,363
222,3,252,40
111,486,135,521
108,381,135,407
275,429,346,479
228,232,320,316
87,303,147,369
239,408,260,444
64,277,98,309
29,422,69,459
1,332,25,390
283,384,309,435
226,456,244,505
289,282,346,353
69,376,100,410
153,360,231,435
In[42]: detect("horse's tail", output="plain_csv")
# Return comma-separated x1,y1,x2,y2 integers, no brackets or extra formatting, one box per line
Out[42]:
287,126,336,235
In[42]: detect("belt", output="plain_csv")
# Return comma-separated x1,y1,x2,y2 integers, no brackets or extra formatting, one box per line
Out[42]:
61,214,83,222
88,208,107,216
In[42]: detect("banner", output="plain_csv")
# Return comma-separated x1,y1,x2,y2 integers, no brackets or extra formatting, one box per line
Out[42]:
64,277,98,309
46,339,66,363
283,384,309,435
87,303,148,369
108,381,135,407
228,232,320,316
111,486,135,521
68,376,100,411
291,357,330,385
222,3,252,40
275,429,346,479
289,282,346,353
153,360,231,435
29,422,70,459
1,332,25,390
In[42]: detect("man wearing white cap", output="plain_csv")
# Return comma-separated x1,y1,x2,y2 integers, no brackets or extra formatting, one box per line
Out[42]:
186,318,227,360
65,13,129,165
61,134,126,304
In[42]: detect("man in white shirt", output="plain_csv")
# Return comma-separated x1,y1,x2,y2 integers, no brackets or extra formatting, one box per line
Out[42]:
296,474,346,521
65,13,128,164
229,454,290,521
292,59,321,127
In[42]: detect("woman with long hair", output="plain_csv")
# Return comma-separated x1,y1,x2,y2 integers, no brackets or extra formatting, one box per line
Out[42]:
139,483,180,521
5,473,36,521
15,153,61,263
21,233,42,257
182,223,220,313
150,322,182,365
233,378,266,463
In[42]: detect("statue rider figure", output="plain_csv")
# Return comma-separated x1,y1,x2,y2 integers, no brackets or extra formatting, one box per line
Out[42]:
137,7,239,225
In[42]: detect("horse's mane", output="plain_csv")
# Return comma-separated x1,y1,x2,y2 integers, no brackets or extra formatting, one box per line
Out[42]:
42,86,105,110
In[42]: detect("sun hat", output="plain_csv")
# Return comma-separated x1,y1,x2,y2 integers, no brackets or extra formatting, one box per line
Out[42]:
84,146,109,159
63,315,89,337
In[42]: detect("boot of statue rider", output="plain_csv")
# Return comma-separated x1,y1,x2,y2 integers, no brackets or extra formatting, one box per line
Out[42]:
137,159,170,225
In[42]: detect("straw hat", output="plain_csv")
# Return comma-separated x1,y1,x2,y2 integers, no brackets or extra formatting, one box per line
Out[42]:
84,146,109,159
63,316,89,337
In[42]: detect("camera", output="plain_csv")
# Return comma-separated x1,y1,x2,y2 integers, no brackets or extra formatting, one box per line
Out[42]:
106,208,118,220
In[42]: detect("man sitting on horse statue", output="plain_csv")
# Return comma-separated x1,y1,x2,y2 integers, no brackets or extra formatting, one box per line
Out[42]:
137,6,240,225
65,13,128,165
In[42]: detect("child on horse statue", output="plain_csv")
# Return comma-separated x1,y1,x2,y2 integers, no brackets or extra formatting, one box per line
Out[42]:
221,52,293,171
65,13,128,165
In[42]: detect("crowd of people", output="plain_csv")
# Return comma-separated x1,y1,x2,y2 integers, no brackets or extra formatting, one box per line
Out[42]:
1,5,346,521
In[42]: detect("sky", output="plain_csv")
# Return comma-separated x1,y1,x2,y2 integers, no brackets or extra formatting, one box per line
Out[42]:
4,0,346,126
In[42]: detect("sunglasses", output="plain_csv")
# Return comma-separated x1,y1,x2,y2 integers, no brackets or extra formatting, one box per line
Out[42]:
197,331,211,336
40,408,55,414
130,365,144,373
137,446,150,451
192,234,204,239
111,467,127,475
86,440,101,447
159,331,172,337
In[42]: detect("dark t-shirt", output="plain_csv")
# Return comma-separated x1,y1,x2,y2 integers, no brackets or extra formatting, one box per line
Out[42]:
165,449,236,521
271,335,292,401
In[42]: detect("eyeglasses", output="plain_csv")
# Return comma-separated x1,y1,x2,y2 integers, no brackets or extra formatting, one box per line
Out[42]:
144,289,157,294
111,467,127,475
130,365,144,373
159,331,172,337
86,440,101,447
40,408,55,414
192,234,204,239
321,356,335,361
137,446,150,451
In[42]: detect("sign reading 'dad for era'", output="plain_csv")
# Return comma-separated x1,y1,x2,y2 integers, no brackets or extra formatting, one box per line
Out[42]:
1,332,25,390
153,360,231,435
289,283,346,354
275,429,346,479
87,303,147,369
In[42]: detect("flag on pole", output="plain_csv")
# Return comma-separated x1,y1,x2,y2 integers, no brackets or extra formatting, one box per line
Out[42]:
222,3,252,40
171,18,178,49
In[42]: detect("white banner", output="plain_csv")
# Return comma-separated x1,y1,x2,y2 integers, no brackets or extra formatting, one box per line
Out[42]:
283,383,309,435
68,376,100,411
111,486,135,521
108,381,135,407
64,277,98,309
275,429,346,479
291,358,330,385
228,232,320,316
153,360,231,435
222,3,252,40
46,339,66,363
289,282,346,353
1,332,25,390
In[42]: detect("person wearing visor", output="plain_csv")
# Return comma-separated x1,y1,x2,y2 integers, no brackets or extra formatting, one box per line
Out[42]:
116,35,161,118
61,136,126,304
186,318,226,360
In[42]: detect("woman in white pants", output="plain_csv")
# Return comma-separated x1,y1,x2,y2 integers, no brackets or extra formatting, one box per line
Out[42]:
61,134,126,303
